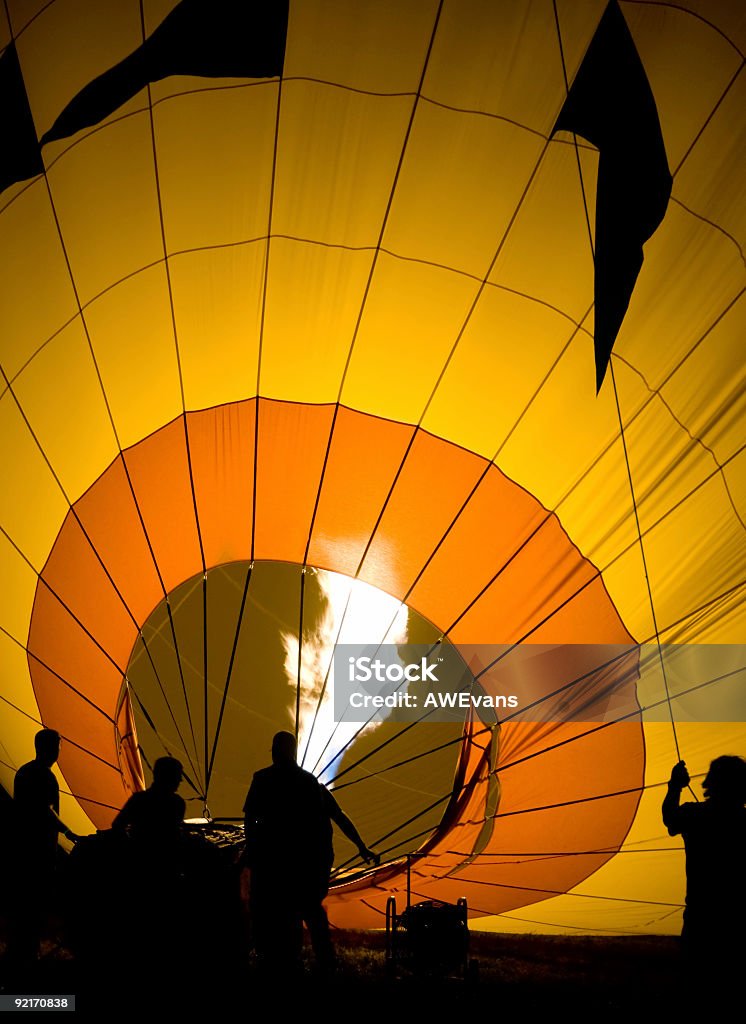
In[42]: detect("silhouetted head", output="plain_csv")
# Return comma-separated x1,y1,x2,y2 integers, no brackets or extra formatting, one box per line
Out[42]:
152,756,183,792
272,731,297,765
34,728,60,767
702,755,746,804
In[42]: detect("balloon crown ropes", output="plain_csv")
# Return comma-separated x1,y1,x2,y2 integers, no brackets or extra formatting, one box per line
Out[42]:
0,0,742,934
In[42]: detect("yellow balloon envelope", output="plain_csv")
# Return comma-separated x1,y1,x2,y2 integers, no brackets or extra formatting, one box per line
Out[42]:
0,0,743,934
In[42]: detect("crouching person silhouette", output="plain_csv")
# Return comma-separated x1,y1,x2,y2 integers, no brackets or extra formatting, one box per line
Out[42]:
243,731,378,976
111,757,187,984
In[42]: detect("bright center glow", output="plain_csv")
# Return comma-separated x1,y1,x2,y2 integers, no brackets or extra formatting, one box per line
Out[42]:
282,569,409,785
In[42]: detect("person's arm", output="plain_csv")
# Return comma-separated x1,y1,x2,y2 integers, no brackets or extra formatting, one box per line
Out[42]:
325,790,380,866
662,761,689,835
50,807,81,843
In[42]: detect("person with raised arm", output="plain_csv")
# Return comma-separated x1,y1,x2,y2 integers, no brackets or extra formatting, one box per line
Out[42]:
663,755,746,981
243,730,379,975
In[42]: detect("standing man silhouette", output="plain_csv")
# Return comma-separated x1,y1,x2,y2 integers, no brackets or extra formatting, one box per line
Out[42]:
10,729,80,964
663,755,746,979
243,730,378,974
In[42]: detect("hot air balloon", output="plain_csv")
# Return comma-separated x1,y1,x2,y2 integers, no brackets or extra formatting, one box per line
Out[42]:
0,0,743,939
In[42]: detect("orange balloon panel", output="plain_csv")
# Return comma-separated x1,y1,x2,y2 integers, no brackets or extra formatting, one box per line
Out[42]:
30,398,641,921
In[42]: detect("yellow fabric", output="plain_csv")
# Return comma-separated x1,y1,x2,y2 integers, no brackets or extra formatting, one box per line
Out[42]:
0,0,743,930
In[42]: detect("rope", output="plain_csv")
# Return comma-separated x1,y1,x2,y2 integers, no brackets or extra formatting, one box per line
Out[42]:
551,0,689,784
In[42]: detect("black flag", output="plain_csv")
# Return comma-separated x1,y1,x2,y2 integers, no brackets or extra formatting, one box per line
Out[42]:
41,0,288,147
0,43,44,195
553,1,672,391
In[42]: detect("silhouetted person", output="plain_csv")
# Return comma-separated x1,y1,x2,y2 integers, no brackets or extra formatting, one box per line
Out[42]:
243,731,378,974
112,755,185,847
111,757,186,981
9,729,80,965
663,756,746,978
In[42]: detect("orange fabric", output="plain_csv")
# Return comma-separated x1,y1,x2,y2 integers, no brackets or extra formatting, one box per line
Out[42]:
32,512,136,677
253,400,335,562
187,400,256,568
358,428,487,599
29,584,124,716
124,415,204,591
29,398,641,922
307,405,415,577
74,455,165,625
407,464,549,629
26,658,123,820
116,692,145,797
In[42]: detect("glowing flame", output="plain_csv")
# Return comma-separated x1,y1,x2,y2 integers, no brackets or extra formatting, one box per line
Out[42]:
283,569,408,785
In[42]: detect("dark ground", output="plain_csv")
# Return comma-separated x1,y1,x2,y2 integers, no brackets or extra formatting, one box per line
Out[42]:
0,921,697,1020
0,807,704,1019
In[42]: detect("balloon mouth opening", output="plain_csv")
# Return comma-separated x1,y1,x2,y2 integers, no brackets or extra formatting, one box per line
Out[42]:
124,560,473,865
